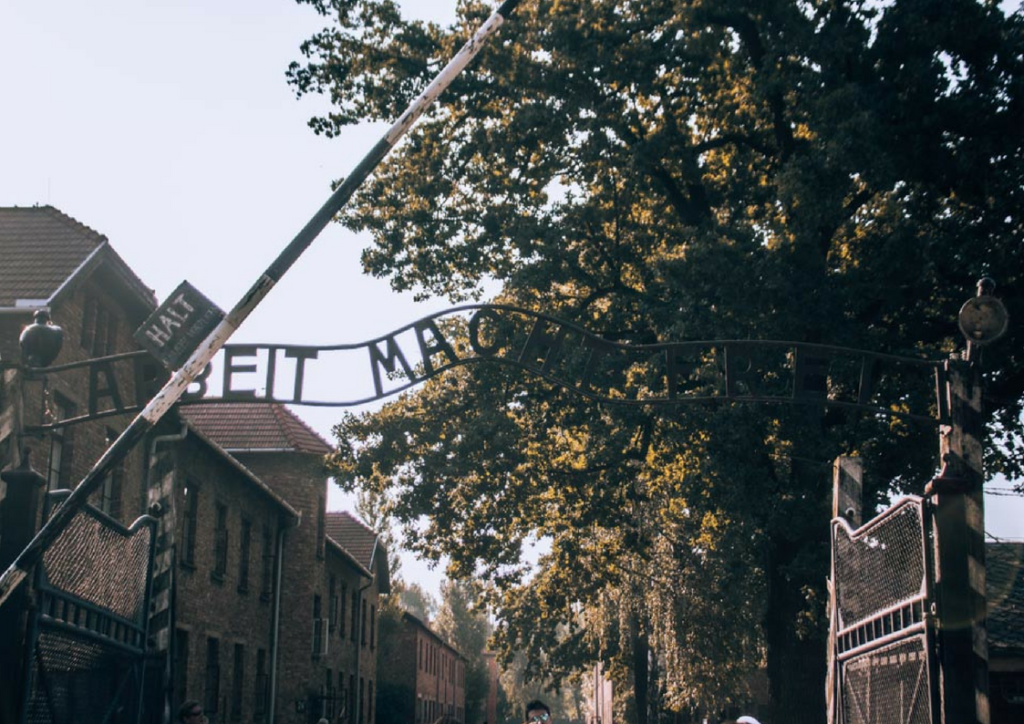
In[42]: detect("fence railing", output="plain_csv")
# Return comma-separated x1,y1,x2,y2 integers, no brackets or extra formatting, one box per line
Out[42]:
20,491,157,724
830,496,937,724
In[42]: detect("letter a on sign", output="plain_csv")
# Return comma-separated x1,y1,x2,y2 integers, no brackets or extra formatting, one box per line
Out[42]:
134,280,225,370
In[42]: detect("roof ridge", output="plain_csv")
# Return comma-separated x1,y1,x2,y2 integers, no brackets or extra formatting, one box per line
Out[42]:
326,509,375,536
270,403,332,453
40,205,109,245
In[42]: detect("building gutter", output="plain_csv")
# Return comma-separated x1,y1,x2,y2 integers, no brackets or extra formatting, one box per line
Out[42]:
146,423,189,724
353,574,373,724
268,513,299,724
41,240,106,310
183,422,299,518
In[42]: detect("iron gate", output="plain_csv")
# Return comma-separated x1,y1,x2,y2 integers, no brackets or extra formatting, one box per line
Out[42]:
830,496,938,724
20,491,157,724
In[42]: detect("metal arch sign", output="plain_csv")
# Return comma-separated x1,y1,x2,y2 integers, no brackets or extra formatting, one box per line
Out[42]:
24,304,946,431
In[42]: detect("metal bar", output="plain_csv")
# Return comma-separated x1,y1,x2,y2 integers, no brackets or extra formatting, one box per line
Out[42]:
831,495,926,539
836,623,928,663
22,349,151,374
37,588,147,641
0,0,522,610
836,596,927,640
135,510,158,724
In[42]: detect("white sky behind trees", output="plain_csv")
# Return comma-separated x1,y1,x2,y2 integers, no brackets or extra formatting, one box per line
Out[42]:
1,0,1019,602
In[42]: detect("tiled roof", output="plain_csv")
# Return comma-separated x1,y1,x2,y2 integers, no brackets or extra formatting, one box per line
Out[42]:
325,511,378,570
988,542,1024,658
402,611,464,658
0,206,106,306
0,205,156,311
178,402,332,455
177,413,300,519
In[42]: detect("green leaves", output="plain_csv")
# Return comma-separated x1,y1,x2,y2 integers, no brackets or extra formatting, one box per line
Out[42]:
298,0,1024,717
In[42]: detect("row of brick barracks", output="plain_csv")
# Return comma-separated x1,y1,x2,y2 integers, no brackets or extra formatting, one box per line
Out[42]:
0,206,467,724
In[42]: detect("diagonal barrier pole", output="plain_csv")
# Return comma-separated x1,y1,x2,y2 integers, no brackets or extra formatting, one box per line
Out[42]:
0,0,522,609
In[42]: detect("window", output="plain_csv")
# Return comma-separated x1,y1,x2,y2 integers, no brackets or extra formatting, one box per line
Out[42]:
329,575,338,634
181,482,199,568
359,677,365,724
204,637,220,717
174,629,189,710
370,605,375,649
80,294,118,357
316,496,325,559
312,594,328,657
98,427,122,519
325,669,334,718
350,590,358,641
46,396,74,490
254,649,268,722
238,519,252,593
340,583,347,638
260,525,274,601
213,502,228,582
368,680,374,724
349,674,355,724
81,295,96,350
230,643,244,722
361,597,367,647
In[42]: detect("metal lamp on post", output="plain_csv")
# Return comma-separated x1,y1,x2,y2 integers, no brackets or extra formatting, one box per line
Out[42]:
0,309,64,719
926,278,1008,724
0,450,48,724
2,307,64,566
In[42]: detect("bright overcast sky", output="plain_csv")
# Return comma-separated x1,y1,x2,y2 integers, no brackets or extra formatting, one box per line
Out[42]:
1,0,468,596
1,0,1019,595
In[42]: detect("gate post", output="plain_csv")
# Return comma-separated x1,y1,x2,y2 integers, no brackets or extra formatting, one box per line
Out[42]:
926,359,989,724
832,456,863,528
0,451,45,724
827,456,862,724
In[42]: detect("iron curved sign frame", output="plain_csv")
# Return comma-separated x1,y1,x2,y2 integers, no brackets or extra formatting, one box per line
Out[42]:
22,303,946,431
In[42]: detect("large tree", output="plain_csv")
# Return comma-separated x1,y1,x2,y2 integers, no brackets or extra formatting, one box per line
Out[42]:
290,1,1024,721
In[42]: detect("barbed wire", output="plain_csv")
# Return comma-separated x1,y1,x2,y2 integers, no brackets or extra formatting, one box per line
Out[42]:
985,530,1024,543
984,486,1024,497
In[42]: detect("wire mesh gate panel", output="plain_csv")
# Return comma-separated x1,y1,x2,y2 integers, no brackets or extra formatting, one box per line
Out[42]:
831,497,936,724
21,492,156,724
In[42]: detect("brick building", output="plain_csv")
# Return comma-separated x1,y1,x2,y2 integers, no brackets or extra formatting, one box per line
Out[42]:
0,206,388,724
481,652,498,724
180,406,391,724
377,612,466,724
147,409,301,724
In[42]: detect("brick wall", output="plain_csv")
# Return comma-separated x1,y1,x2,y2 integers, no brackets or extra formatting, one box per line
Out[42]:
168,435,291,723
385,616,467,724
233,452,384,724
17,280,159,524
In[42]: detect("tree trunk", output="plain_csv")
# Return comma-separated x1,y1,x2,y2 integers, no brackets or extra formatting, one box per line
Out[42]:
764,536,827,724
631,616,649,724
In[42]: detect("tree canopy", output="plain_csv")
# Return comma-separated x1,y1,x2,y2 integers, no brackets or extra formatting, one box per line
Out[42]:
290,0,1024,720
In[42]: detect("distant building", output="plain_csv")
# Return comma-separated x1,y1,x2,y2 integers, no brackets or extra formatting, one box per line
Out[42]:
481,652,498,724
180,404,391,724
149,409,301,724
0,206,388,724
987,542,1024,724
377,611,466,724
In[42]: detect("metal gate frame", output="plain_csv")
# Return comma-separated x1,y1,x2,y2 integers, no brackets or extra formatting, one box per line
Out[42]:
830,496,940,724
20,490,158,724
